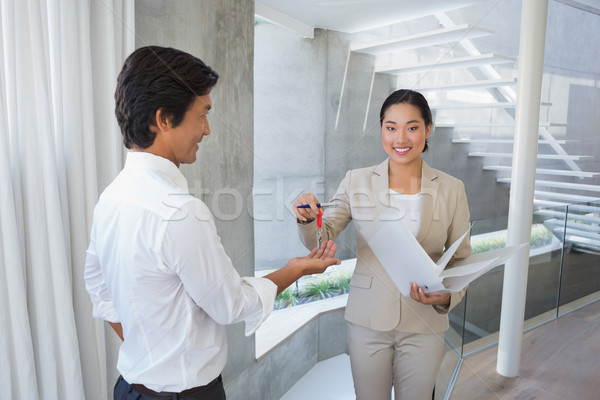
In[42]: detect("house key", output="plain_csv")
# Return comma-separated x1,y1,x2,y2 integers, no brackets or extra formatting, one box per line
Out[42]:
316,209,323,249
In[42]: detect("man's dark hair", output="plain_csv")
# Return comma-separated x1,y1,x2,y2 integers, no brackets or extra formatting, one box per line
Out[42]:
115,46,219,149
379,89,433,152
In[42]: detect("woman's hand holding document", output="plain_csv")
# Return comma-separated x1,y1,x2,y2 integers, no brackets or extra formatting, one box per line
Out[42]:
359,208,527,297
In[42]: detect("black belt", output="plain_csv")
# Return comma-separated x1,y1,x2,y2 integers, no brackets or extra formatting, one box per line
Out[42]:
131,375,221,398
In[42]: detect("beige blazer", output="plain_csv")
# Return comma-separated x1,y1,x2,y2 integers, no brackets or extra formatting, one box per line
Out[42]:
298,159,471,333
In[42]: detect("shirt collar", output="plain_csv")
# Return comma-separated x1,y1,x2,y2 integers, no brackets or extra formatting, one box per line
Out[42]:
125,152,189,192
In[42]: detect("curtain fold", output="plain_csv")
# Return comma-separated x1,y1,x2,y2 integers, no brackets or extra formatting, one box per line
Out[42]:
0,1,134,399
0,0,36,396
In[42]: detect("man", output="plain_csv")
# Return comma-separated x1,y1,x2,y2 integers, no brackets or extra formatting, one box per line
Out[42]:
84,46,340,400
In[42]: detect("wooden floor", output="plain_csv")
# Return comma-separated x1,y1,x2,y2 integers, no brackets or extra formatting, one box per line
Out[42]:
450,300,600,400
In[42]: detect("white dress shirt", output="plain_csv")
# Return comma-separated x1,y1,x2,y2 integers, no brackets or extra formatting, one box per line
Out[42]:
84,152,276,392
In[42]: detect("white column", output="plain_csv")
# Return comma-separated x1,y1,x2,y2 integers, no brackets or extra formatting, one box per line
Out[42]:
497,0,549,377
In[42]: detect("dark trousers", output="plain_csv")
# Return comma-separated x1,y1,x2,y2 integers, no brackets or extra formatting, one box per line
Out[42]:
114,375,226,400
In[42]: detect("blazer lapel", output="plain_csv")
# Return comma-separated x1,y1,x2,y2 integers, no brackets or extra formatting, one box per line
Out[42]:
416,161,439,243
371,158,390,214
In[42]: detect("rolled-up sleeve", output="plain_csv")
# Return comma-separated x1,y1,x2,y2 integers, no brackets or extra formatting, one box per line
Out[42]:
84,227,120,323
239,277,277,335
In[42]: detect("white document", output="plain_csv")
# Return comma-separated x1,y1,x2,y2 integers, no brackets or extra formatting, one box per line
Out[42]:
359,208,526,297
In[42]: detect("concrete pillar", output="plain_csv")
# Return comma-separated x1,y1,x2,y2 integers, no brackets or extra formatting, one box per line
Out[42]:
497,0,549,377
135,0,257,382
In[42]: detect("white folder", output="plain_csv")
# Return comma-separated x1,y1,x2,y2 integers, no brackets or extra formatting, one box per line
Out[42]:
359,208,527,297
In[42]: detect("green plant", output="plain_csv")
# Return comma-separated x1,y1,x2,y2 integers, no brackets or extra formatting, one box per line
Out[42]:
275,287,298,309
530,224,553,248
272,269,354,310
471,235,506,254
302,279,333,300
470,224,554,254
329,272,351,292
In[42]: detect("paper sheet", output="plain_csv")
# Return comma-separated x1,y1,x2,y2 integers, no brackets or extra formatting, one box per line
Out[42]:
359,209,526,296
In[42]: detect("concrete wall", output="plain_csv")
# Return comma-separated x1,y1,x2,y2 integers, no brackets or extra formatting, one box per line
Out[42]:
225,309,348,399
254,22,397,265
253,23,328,267
135,0,260,395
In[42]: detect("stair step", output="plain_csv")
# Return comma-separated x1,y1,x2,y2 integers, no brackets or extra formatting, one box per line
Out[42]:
544,219,600,234
534,190,600,203
471,152,593,160
413,78,517,91
535,209,567,219
567,204,600,213
498,179,600,192
483,166,600,178
453,139,578,144
351,24,493,55
431,102,552,109
377,53,515,75
535,209,600,224
552,227,600,243
534,199,569,208
560,233,600,252
439,122,567,128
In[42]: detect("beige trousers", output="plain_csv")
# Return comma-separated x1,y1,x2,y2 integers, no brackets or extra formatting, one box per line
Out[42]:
347,322,445,400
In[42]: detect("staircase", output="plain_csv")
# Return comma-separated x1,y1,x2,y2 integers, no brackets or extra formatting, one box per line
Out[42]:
350,9,600,253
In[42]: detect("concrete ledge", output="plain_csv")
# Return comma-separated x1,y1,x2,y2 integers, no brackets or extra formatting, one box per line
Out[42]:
256,294,348,359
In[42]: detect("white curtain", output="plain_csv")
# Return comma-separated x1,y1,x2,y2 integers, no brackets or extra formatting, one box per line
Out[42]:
0,1,133,399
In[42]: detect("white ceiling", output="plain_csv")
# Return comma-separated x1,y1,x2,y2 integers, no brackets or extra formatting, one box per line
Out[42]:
255,0,491,36
255,0,600,37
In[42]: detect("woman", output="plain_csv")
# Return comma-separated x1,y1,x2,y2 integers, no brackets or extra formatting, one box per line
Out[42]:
293,89,471,399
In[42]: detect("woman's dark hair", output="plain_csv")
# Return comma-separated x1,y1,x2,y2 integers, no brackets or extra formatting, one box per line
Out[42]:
379,89,432,152
115,46,219,149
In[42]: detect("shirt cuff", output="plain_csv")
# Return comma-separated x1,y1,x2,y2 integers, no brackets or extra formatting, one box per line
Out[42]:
240,277,277,336
92,302,120,323
432,303,449,314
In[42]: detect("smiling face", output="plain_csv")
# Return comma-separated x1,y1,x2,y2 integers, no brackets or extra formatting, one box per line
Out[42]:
163,94,212,167
381,102,431,169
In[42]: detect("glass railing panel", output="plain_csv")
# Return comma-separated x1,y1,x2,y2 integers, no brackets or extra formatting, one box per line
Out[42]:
459,205,567,355
460,215,509,355
522,204,567,330
460,265,505,355
446,287,466,355
435,341,462,400
558,200,600,316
